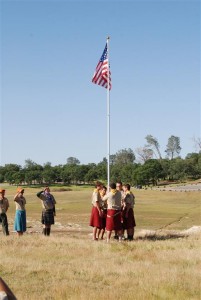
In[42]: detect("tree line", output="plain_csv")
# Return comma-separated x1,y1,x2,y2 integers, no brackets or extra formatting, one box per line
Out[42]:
0,149,201,187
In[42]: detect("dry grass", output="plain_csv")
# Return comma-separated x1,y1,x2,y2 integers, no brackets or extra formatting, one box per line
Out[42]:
0,233,200,300
0,187,200,299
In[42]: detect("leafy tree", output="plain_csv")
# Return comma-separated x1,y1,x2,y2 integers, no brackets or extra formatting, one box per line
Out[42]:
0,166,5,183
67,157,80,165
24,160,43,184
110,164,122,183
119,164,136,184
24,159,37,169
114,148,135,165
133,165,146,185
140,159,163,185
61,167,71,184
145,135,162,159
85,168,99,183
12,171,25,185
42,169,57,184
74,165,91,183
168,158,186,180
165,135,181,159
185,153,201,178
3,164,21,185
96,160,107,181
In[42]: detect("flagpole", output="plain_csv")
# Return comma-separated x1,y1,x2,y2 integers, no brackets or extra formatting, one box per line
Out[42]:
107,36,110,190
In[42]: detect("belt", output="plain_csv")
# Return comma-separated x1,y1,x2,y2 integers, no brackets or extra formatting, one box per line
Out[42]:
107,210,121,218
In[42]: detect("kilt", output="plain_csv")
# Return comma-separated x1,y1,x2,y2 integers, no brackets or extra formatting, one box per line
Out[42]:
41,209,54,225
106,209,122,231
89,206,102,229
14,210,26,232
122,208,136,229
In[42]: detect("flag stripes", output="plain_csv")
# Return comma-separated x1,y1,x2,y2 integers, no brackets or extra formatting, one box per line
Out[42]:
92,44,112,90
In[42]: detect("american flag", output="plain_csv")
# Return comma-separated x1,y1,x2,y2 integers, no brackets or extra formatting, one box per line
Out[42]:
92,43,112,90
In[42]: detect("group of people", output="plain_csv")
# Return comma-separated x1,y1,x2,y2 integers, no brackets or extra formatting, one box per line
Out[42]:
0,187,56,236
1,182,136,241
89,181,136,242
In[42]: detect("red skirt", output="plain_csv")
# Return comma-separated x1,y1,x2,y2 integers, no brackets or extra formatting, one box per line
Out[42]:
89,206,102,229
122,208,136,229
106,209,122,231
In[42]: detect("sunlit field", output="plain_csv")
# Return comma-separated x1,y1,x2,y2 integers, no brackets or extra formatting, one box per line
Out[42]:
0,186,200,299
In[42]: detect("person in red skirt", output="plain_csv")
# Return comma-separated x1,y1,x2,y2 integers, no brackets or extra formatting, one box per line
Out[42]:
103,182,122,242
89,181,103,241
122,184,136,241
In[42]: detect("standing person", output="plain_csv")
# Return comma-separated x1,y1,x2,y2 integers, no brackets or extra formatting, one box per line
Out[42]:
89,181,103,241
113,181,124,239
14,188,26,236
122,184,136,241
0,189,9,236
103,182,122,242
99,185,107,240
37,186,56,236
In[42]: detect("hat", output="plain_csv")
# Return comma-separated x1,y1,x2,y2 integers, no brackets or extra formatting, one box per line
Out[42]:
0,189,5,193
17,188,24,193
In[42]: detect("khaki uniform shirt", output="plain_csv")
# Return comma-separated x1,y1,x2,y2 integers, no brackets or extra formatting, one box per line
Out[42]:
0,197,9,214
91,189,102,207
38,192,56,210
103,190,122,210
14,195,26,211
124,192,135,208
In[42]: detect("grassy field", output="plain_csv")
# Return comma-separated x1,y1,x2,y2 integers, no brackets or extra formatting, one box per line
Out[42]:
0,186,200,299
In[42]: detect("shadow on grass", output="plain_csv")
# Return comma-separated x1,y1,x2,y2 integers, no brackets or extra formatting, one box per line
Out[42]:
135,232,187,241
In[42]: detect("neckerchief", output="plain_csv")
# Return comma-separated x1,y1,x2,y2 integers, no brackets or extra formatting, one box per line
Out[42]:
111,189,117,195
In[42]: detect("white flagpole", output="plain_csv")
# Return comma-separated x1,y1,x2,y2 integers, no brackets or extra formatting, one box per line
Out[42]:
107,36,110,190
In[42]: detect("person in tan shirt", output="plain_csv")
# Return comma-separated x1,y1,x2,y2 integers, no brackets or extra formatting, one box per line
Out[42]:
114,181,124,239
98,185,107,240
0,189,9,236
14,188,26,236
122,184,136,241
103,182,122,242
37,186,56,236
89,181,103,241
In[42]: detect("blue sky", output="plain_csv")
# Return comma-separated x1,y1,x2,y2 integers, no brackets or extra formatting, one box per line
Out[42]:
0,0,200,166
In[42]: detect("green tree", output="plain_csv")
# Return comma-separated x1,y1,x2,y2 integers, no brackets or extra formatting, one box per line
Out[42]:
3,164,21,185
85,168,98,183
114,148,135,165
145,135,162,159
165,135,181,159
140,159,163,185
67,157,80,165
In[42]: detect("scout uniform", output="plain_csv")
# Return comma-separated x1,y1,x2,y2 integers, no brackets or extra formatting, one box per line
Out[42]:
37,189,56,236
122,191,136,238
89,189,103,229
0,190,9,236
14,189,26,233
103,189,122,231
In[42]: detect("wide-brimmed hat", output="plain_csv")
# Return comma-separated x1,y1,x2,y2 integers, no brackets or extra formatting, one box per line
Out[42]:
0,189,5,193
17,188,24,193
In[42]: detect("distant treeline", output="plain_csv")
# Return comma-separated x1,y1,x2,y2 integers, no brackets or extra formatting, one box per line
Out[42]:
0,150,201,186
